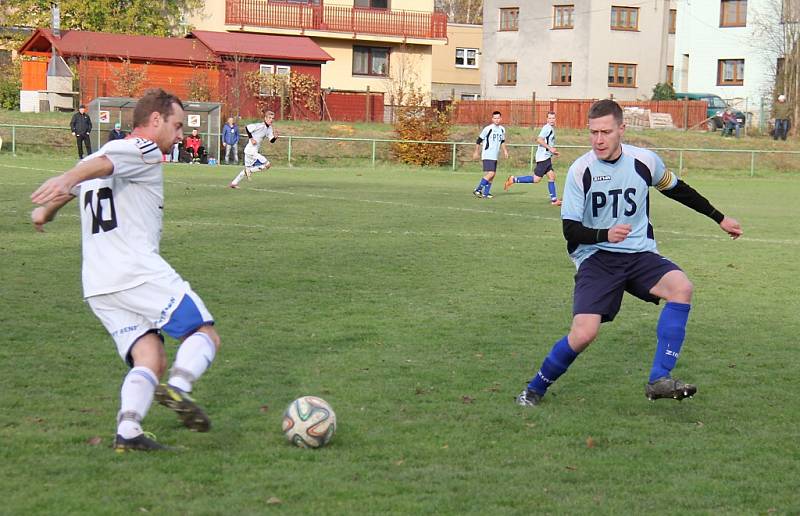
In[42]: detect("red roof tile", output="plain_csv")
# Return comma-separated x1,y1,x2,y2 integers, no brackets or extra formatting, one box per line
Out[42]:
189,30,333,63
19,28,220,64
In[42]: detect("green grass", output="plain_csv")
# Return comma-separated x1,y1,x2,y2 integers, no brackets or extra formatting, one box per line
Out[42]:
1,156,799,514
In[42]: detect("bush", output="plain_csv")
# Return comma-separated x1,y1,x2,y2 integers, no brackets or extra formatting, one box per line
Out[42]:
393,91,452,166
0,58,21,110
651,82,676,101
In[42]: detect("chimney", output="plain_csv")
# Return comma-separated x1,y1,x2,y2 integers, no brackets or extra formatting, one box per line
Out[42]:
52,2,61,38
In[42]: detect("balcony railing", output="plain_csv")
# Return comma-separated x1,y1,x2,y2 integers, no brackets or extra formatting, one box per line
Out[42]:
226,0,448,40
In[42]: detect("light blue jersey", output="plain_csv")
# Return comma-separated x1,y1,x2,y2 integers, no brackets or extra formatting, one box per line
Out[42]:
477,124,506,160
535,123,556,162
561,144,678,268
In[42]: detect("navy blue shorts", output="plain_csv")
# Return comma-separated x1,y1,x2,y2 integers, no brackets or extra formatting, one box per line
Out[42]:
534,158,553,177
573,250,681,322
482,159,498,172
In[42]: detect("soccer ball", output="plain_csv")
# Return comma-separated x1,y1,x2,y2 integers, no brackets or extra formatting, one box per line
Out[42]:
282,396,336,448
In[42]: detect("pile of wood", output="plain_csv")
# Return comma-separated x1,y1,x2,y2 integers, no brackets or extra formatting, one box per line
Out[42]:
623,107,674,129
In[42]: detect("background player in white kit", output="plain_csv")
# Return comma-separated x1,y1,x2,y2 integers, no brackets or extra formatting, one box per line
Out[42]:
229,110,278,189
31,89,221,451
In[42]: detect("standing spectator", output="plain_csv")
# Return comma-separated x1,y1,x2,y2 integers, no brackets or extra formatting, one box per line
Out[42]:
471,111,508,199
222,117,240,165
773,94,791,141
70,104,93,159
184,129,205,163
107,122,127,142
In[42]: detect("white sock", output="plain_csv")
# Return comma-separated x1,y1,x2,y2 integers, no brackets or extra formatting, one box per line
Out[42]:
231,171,246,185
168,332,217,393
117,366,158,439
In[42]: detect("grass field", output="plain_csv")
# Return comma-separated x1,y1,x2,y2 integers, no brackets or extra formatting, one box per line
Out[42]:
1,155,799,514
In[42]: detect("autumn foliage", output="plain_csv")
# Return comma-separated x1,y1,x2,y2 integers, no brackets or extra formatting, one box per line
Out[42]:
392,91,452,166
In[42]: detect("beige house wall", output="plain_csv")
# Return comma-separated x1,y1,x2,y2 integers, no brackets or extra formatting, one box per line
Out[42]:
431,24,481,85
188,0,440,106
482,0,674,101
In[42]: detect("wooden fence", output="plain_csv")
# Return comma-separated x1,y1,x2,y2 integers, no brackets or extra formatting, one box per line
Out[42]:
451,99,708,129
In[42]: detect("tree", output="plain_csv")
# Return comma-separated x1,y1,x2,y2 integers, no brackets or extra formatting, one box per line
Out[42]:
2,0,203,37
750,0,799,135
435,0,483,24
651,82,676,101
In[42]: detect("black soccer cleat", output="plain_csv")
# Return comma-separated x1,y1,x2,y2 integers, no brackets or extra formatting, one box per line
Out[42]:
515,389,543,407
113,432,172,452
155,384,211,432
473,190,483,198
645,377,697,401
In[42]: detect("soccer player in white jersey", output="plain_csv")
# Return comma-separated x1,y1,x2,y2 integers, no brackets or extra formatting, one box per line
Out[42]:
229,110,278,189
31,89,221,451
472,111,509,199
515,99,743,407
504,111,562,205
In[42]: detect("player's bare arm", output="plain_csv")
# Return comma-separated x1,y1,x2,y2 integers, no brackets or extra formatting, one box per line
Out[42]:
537,136,559,157
502,142,509,159
31,156,114,205
31,194,76,232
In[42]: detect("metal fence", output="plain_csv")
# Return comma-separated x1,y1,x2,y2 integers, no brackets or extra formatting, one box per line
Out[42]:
1,124,798,177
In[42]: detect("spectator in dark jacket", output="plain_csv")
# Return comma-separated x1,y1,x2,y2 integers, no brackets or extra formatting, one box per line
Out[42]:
70,104,92,159
107,122,126,142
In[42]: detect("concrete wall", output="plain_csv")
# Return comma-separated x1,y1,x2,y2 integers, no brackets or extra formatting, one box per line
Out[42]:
481,0,673,101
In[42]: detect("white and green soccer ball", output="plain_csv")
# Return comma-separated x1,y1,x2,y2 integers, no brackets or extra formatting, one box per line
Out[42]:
282,396,336,448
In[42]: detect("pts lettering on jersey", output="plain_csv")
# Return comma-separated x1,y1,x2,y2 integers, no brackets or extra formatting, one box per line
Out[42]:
591,188,638,218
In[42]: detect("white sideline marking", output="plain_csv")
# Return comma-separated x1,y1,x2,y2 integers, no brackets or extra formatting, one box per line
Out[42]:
2,163,795,246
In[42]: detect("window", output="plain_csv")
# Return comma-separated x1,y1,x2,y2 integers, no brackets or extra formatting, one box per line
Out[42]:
500,8,519,31
720,0,746,27
461,93,481,100
455,48,479,68
669,9,676,34
553,5,574,29
258,64,291,95
608,63,636,87
354,0,389,8
353,46,389,76
610,6,639,30
666,65,674,85
497,62,517,85
551,62,572,85
718,59,744,85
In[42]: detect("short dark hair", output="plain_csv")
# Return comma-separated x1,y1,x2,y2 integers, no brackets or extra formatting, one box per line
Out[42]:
588,99,623,125
547,111,556,116
132,88,183,129
492,111,502,116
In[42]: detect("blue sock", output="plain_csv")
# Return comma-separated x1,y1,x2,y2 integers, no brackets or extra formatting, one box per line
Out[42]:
649,302,691,383
483,182,492,196
527,336,578,395
516,175,534,183
476,178,488,192
548,181,557,200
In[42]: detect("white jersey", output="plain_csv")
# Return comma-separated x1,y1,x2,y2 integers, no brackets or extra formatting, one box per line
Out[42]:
71,138,176,298
244,122,274,156
477,123,505,160
535,123,556,162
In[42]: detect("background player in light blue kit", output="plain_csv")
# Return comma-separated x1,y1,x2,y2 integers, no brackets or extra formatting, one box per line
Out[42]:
472,111,508,199
516,99,742,407
504,111,562,205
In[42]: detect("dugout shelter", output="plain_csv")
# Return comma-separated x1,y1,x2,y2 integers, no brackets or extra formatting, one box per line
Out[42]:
87,97,222,160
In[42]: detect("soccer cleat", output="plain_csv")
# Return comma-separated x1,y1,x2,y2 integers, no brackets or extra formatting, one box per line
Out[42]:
503,175,515,191
515,389,543,407
550,199,562,206
645,377,697,401
113,432,172,452
473,190,483,198
155,384,211,432
229,183,239,189
483,194,494,199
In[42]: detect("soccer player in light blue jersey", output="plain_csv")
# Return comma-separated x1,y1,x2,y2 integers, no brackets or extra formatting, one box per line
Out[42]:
516,99,742,407
504,111,562,205
472,111,509,199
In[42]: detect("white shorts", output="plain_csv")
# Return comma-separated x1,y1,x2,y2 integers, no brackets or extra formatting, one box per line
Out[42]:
244,151,269,170
87,273,214,364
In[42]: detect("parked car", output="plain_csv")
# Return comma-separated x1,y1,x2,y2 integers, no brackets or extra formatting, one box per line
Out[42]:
675,92,747,131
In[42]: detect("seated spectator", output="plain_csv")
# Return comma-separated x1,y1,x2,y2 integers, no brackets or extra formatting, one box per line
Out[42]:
721,109,740,138
184,129,207,164
107,122,127,142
